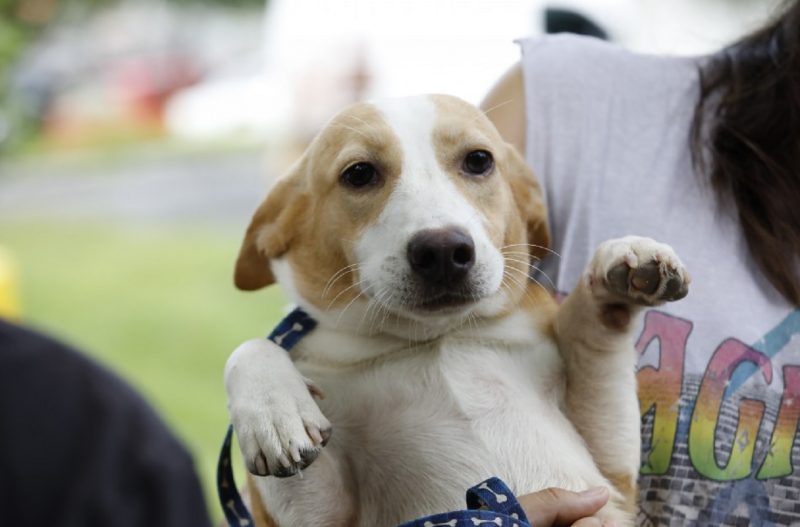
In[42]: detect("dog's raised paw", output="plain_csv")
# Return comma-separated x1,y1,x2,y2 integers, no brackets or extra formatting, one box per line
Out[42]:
589,236,690,306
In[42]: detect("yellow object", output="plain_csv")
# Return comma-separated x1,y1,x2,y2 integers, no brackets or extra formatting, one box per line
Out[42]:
0,247,21,319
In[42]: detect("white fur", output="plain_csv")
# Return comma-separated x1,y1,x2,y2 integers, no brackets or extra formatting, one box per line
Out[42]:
225,339,330,475
256,319,616,526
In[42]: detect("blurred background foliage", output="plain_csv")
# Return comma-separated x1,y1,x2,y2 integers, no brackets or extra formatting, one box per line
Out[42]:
1,0,38,151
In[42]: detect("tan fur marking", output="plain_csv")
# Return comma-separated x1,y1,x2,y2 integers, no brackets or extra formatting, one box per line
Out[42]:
505,145,551,263
430,95,549,261
429,95,510,249
234,166,309,290
288,103,403,310
234,102,404,312
427,95,552,318
521,282,558,339
599,303,633,330
605,471,639,516
247,475,278,527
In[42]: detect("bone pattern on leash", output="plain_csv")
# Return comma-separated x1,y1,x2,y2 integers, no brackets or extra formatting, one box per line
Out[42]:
272,322,304,347
478,482,509,503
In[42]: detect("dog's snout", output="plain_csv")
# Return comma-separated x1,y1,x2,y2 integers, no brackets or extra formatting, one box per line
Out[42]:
407,228,476,286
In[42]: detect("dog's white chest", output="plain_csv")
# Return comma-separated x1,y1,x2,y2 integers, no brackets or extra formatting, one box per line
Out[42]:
293,336,604,526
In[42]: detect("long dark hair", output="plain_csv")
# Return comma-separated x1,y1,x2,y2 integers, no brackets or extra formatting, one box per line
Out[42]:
691,0,800,305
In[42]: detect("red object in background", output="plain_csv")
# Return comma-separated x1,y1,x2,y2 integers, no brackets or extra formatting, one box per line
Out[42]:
42,52,203,147
111,53,202,124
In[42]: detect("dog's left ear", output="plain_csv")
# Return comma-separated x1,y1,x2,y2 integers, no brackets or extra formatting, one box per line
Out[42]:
503,144,551,261
234,159,309,291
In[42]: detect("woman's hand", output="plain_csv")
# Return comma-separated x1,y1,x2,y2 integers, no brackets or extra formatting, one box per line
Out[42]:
518,486,614,527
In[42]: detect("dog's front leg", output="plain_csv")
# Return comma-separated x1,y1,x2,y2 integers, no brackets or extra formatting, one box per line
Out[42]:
553,236,690,510
226,339,357,525
225,338,332,477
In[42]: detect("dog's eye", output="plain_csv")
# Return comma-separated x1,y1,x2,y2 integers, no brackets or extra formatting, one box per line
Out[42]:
341,162,379,188
463,150,494,176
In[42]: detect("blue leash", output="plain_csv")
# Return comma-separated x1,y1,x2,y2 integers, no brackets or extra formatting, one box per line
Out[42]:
217,308,532,527
397,477,532,527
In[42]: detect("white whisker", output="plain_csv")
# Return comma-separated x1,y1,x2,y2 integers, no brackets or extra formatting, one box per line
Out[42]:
480,98,515,119
327,277,368,311
504,256,557,292
322,263,360,299
328,123,373,141
342,113,380,137
336,290,366,327
501,250,537,258
361,287,387,331
528,263,557,292
500,243,561,259
505,265,549,296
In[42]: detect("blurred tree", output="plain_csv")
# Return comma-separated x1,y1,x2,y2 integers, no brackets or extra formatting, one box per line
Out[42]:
0,0,43,151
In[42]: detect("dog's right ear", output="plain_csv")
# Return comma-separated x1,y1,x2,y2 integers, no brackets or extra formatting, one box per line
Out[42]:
234,159,309,291
503,144,551,262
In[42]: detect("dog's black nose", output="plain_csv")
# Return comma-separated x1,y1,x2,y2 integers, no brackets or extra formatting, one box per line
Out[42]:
407,227,476,286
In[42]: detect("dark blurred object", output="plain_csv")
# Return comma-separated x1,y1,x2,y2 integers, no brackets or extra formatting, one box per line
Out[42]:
0,319,213,527
544,7,608,40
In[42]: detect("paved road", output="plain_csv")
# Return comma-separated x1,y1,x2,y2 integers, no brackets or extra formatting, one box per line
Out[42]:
0,148,273,229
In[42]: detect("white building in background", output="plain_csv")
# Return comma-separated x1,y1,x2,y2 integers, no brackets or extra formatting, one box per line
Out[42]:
165,0,785,142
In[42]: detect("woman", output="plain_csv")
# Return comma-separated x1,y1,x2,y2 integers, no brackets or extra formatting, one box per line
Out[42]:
484,0,800,524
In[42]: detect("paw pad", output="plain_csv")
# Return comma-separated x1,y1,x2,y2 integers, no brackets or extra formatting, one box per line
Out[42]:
592,237,690,307
606,260,688,304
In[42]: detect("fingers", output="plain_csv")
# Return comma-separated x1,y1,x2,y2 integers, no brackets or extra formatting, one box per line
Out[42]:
518,486,611,527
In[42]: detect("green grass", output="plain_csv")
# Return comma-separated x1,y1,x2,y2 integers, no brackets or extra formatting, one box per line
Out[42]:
0,221,287,522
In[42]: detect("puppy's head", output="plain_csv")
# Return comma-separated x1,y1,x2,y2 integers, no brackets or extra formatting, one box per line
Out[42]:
235,95,548,335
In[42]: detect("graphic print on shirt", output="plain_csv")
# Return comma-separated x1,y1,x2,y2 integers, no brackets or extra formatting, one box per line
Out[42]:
636,310,800,526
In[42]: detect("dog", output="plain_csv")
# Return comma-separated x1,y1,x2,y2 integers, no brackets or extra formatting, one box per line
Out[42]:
224,94,689,526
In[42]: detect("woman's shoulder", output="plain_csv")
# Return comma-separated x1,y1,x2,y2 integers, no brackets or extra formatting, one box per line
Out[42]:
519,33,624,61
518,34,700,91
518,33,698,63
518,34,632,76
